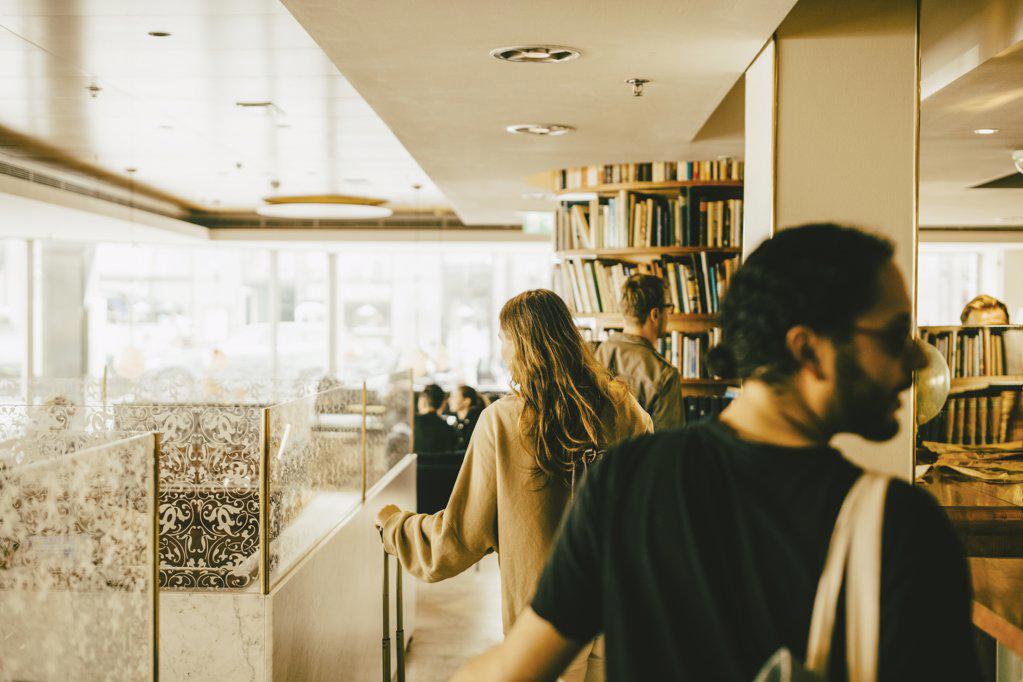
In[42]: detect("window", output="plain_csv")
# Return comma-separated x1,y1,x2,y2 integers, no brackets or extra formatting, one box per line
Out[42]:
276,251,328,379
0,240,27,378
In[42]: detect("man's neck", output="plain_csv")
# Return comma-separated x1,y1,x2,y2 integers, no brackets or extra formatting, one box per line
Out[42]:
719,380,834,448
623,324,658,347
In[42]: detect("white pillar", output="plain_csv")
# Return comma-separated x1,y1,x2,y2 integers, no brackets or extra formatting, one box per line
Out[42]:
746,0,920,479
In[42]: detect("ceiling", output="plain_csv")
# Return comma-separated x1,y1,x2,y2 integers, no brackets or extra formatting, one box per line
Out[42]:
0,0,447,213
281,0,795,225
920,0,1023,228
921,42,1023,227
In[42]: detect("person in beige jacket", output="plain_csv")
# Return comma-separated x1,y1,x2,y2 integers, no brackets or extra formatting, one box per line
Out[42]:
376,289,652,682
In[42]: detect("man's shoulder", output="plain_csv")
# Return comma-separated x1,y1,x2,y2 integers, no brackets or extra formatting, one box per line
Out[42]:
597,423,712,481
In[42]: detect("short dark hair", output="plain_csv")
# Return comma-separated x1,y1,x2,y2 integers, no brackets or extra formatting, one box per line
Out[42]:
621,274,666,325
420,384,446,410
708,224,895,383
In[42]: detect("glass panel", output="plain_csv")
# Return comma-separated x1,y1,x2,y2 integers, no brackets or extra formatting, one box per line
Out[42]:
0,384,269,592
0,432,157,681
365,370,414,492
266,382,365,589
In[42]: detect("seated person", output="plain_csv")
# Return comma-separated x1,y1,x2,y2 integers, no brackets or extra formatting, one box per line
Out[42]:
448,384,489,450
413,384,459,454
960,294,1010,325
454,224,980,681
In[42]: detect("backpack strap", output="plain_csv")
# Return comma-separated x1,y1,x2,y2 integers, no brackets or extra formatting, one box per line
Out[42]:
805,473,888,681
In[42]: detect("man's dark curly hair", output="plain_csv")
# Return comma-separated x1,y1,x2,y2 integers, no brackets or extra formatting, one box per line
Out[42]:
707,224,895,384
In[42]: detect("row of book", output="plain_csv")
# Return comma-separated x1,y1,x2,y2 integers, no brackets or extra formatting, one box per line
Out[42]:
683,395,733,425
556,254,738,316
555,194,743,251
920,327,1023,378
917,391,1021,445
557,160,744,190
657,329,723,379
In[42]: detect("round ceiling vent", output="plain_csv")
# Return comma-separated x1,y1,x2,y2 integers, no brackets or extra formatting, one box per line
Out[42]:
506,124,575,137
490,45,581,64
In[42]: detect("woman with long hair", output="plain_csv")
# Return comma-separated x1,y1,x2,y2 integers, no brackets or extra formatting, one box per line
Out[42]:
376,289,652,681
449,384,489,450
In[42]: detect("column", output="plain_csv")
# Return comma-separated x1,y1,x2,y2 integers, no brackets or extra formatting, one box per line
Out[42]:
745,0,920,479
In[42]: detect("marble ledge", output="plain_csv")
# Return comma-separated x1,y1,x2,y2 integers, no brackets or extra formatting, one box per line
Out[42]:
160,591,267,682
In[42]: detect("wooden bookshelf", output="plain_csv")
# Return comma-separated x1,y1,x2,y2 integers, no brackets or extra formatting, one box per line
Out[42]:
556,179,743,196
573,312,720,333
556,246,741,260
917,325,1023,447
552,159,744,400
950,375,1023,395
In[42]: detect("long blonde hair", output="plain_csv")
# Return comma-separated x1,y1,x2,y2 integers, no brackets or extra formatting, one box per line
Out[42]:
500,289,626,485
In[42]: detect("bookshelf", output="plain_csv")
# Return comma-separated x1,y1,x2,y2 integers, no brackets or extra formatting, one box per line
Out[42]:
917,325,1023,446
552,159,744,398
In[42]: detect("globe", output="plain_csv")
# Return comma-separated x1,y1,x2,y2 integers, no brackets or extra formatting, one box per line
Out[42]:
915,342,951,425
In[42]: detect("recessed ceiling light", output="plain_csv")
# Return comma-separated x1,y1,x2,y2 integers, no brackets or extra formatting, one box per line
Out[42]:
506,124,574,136
148,31,171,37
974,128,999,135
257,194,393,219
490,45,581,64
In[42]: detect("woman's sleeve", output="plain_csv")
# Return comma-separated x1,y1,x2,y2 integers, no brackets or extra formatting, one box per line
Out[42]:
381,408,499,582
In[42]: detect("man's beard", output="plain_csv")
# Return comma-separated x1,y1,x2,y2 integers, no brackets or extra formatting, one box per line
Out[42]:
831,346,904,442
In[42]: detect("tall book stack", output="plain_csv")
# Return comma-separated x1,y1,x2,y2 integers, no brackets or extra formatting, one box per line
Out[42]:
920,327,1023,378
660,329,722,379
554,254,738,316
554,194,743,250
557,159,744,190
917,391,1022,445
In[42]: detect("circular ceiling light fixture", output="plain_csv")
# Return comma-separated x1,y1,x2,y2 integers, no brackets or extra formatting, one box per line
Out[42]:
257,194,393,219
490,45,580,64
506,123,574,136
974,128,999,135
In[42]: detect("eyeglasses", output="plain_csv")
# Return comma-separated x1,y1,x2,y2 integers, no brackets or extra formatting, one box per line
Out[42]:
852,324,917,357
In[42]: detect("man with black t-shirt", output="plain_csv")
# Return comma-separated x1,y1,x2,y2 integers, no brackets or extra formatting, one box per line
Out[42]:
453,224,981,681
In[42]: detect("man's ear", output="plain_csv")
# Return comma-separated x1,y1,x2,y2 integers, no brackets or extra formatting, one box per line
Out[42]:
786,325,826,380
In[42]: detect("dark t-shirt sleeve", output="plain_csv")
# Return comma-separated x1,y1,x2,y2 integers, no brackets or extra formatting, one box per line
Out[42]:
530,451,612,642
879,482,982,681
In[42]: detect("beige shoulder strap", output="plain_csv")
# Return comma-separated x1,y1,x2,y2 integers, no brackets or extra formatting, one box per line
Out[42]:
805,473,889,681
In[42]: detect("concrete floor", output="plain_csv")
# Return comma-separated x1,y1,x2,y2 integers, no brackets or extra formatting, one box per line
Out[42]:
404,554,503,680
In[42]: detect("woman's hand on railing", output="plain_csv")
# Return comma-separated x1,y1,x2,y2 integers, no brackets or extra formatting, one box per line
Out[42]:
375,504,401,534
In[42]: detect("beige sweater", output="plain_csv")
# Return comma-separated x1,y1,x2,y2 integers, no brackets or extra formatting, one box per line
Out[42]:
382,392,652,632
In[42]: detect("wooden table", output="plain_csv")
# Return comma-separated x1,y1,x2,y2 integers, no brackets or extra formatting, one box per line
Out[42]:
918,474,1023,557
920,472,1023,657
970,558,1023,658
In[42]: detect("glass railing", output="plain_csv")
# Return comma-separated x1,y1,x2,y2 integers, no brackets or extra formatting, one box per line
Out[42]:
0,431,158,681
1,372,414,596
265,382,365,590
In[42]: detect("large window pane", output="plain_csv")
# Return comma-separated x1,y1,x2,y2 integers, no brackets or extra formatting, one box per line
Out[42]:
89,244,272,379
277,251,328,379
0,239,27,378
